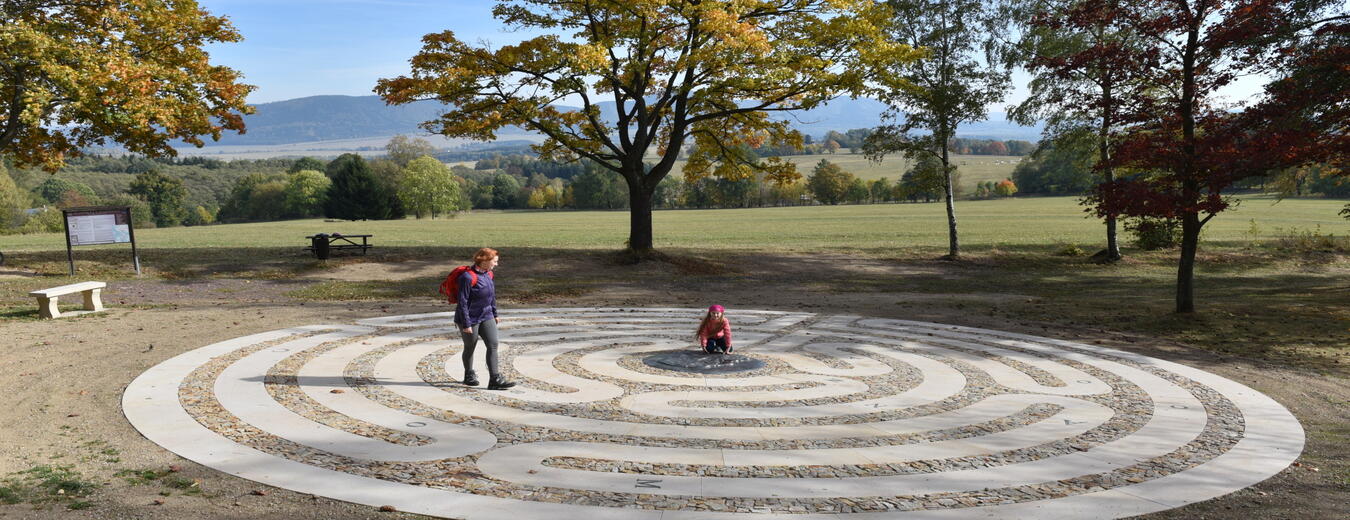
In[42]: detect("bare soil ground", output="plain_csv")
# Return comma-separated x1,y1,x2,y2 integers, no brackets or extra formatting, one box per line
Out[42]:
0,249,1345,519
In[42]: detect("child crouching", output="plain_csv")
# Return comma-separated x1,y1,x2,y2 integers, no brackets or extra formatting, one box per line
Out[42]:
696,305,733,354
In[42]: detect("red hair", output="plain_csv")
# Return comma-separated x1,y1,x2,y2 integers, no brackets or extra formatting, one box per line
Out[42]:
473,247,498,267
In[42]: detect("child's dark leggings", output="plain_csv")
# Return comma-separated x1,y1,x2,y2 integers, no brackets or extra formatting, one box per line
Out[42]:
461,319,500,377
704,337,730,354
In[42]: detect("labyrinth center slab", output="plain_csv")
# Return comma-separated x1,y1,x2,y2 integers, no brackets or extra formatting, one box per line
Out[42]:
643,350,767,373
123,308,1303,519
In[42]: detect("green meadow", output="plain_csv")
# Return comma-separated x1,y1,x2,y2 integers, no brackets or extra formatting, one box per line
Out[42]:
0,193,1344,377
0,194,1342,255
666,152,1021,189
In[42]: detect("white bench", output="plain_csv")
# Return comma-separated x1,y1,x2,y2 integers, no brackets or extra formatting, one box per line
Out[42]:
29,281,107,319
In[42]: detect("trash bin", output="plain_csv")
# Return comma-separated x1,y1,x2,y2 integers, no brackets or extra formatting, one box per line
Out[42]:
311,233,331,260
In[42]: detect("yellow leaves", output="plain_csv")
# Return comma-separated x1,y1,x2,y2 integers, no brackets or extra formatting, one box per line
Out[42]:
682,153,713,183
375,0,929,188
571,43,611,73
762,157,804,187
1,0,254,170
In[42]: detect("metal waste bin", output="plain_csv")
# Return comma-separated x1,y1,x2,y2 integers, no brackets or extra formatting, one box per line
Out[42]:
310,233,331,260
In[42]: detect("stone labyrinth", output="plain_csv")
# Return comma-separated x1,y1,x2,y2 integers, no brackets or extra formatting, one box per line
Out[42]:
123,308,1302,519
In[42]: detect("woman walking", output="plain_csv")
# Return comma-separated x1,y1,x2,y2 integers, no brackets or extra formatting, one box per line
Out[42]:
454,247,515,390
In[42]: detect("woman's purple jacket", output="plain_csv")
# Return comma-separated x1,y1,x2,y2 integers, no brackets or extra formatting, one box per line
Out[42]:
453,268,497,328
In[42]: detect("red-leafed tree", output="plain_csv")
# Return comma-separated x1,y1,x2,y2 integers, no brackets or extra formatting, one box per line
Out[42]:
1010,0,1157,263
1078,0,1348,313
1239,20,1348,190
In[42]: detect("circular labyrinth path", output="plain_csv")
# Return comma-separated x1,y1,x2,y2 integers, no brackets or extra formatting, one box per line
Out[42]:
123,308,1302,519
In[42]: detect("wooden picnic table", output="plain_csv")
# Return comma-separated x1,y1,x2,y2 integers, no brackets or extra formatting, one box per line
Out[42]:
304,233,372,258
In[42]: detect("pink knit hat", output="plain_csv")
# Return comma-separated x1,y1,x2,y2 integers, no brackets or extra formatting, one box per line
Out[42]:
708,304,725,313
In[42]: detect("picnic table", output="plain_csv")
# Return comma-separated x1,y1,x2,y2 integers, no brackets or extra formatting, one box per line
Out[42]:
305,233,372,259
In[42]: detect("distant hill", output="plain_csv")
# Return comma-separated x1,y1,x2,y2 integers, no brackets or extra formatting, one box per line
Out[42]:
201,95,446,146
190,95,1042,149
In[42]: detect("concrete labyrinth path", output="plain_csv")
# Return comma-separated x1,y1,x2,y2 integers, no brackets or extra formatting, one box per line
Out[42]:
123,308,1302,519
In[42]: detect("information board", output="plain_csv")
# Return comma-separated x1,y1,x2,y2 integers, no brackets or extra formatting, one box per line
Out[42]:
61,206,140,275
66,210,131,246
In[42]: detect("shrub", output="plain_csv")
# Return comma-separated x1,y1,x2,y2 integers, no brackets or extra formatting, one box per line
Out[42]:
0,165,27,231
325,153,402,220
128,170,189,227
103,194,155,228
283,170,331,217
35,177,95,204
1125,217,1182,250
1272,225,1348,254
973,180,995,199
1053,241,1086,256
183,205,215,226
17,207,63,234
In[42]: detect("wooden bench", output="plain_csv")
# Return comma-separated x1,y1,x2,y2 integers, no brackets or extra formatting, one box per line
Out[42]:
30,281,107,319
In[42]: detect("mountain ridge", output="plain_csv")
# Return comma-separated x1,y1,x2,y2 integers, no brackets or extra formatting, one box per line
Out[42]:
189,95,1043,148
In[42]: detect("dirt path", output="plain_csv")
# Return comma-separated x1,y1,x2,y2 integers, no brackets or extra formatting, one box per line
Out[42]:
0,252,1344,519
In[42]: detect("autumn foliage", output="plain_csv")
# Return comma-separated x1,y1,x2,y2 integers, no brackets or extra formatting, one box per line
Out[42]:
0,0,255,171
1066,0,1348,312
377,0,922,251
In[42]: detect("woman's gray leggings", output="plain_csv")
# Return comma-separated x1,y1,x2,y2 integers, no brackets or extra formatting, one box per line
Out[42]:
460,319,499,377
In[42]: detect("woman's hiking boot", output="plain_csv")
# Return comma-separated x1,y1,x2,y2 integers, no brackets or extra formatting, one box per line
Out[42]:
486,376,516,390
463,372,479,387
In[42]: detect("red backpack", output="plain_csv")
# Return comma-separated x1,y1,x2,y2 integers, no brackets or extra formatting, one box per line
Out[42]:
439,266,493,305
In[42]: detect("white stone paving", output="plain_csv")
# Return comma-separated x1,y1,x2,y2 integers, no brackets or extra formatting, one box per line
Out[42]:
124,308,1304,519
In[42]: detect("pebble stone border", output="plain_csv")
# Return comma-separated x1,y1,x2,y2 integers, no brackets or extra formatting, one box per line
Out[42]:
123,308,1303,519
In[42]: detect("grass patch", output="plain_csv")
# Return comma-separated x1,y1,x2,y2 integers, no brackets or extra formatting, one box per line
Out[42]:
285,278,431,301
0,484,20,504
115,468,203,496
117,468,171,486
505,277,595,304
0,464,99,506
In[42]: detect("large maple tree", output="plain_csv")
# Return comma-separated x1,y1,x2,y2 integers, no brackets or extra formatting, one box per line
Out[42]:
377,0,920,253
0,0,254,171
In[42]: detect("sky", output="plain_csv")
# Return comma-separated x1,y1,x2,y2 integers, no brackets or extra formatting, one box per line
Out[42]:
198,0,545,104
198,0,1266,109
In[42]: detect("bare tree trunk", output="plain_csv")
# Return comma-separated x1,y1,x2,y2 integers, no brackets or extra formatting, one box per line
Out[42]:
625,170,655,253
1175,212,1201,313
941,144,960,259
1099,81,1122,262
1175,23,1200,312
1105,212,1120,258
1099,136,1122,262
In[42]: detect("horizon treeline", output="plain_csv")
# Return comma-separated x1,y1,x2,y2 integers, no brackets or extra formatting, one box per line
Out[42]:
0,134,1343,235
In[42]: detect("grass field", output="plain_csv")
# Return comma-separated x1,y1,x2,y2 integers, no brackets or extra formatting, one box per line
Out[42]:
1,194,1342,255
666,152,1021,190
0,192,1344,380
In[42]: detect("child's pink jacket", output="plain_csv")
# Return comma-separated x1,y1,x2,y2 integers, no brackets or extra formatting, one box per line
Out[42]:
697,319,732,347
